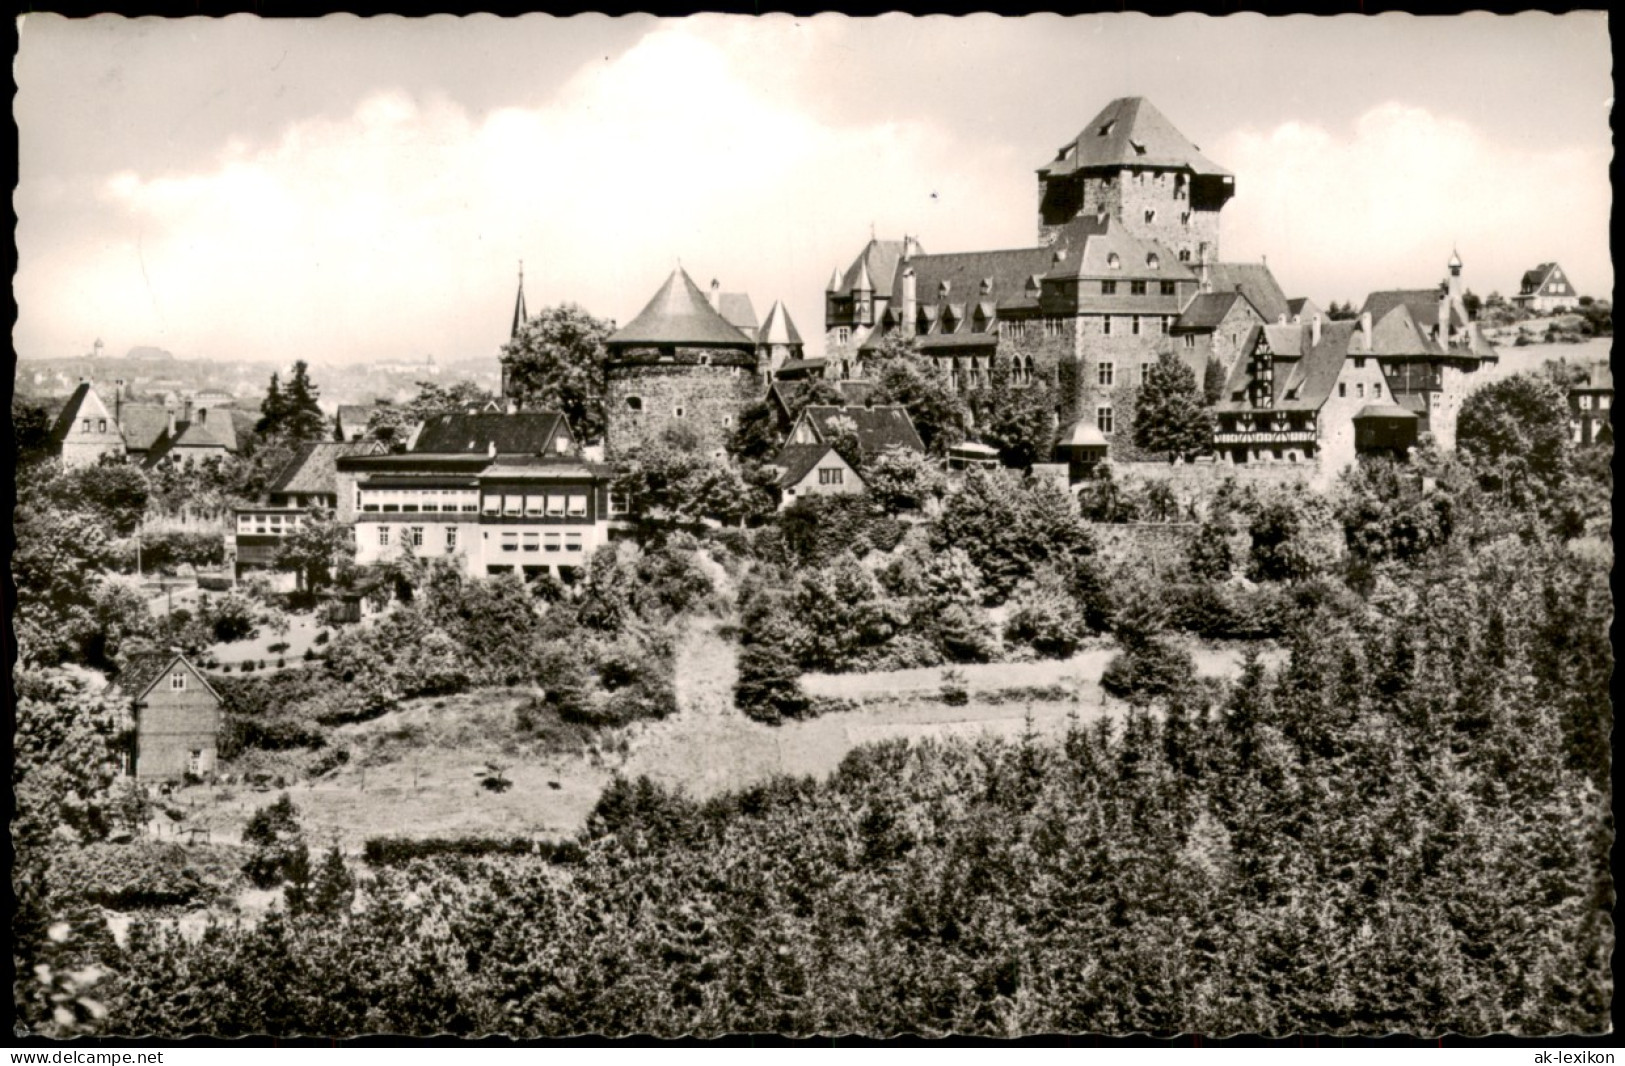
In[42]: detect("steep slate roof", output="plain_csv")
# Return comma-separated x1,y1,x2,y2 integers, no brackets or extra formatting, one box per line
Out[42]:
1366,303,1443,356
411,411,570,455
1057,417,1109,449
118,404,173,452
1206,262,1290,324
798,404,926,456
269,440,388,496
1039,219,1194,285
145,411,236,464
609,269,762,350
878,246,1056,319
1217,321,1361,414
716,292,759,341
1286,297,1317,318
48,382,95,444
1360,289,1463,332
1038,97,1231,178
1172,291,1244,332
1353,404,1420,421
834,239,911,298
773,442,843,489
758,300,804,346
114,652,222,704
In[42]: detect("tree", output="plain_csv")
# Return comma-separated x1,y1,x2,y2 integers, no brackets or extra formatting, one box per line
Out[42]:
1333,457,1453,568
366,381,496,450
1456,373,1572,497
1461,289,1483,320
868,353,967,456
863,445,946,514
501,303,612,441
275,513,356,592
614,432,773,534
1201,356,1226,407
280,362,329,442
257,363,326,441
967,364,1059,469
727,400,783,463
13,396,55,464
930,468,1096,604
255,373,288,436
1131,350,1212,461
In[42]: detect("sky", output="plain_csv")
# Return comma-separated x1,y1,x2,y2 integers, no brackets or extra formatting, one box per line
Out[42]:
14,12,1614,368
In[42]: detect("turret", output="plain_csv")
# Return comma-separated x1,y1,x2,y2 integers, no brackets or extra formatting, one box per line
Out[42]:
853,260,874,326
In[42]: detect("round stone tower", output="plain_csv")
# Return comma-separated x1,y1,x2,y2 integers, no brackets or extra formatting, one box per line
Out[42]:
604,267,761,457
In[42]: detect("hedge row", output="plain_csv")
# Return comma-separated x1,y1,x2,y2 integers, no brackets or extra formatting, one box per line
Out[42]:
361,836,585,867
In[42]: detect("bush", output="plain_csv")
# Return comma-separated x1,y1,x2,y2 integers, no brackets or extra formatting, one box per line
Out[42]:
939,668,970,707
734,641,809,724
47,842,211,909
1004,574,1087,659
1101,638,1197,705
360,835,583,867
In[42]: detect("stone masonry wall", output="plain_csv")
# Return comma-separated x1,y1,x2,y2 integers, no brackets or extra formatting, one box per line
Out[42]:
606,362,760,457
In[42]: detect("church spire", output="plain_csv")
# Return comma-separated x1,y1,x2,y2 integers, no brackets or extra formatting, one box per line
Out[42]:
510,260,528,339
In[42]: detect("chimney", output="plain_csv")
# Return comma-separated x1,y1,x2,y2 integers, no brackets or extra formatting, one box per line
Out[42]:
487,440,497,458
901,267,918,337
1358,311,1372,352
182,397,194,424
1311,313,1322,347
1198,255,1213,295
166,410,177,438
709,279,721,311
197,407,207,425
114,379,124,423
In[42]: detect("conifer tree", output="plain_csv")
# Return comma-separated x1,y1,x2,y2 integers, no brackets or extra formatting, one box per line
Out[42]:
1131,350,1212,461
279,361,329,442
255,372,287,436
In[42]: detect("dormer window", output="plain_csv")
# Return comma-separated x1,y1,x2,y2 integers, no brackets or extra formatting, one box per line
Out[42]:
1144,210,1157,224
980,278,993,296
938,280,951,298
1146,253,1160,270
1129,139,1146,156
1107,253,1121,270
1098,120,1115,137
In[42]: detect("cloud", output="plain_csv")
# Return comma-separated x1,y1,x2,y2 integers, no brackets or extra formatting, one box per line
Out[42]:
1216,102,1612,305
20,21,1021,365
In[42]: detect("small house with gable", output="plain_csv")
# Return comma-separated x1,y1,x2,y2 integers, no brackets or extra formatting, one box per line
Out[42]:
1513,262,1579,314
116,652,223,781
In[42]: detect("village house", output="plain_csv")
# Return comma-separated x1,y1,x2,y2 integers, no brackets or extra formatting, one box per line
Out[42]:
115,652,223,781
1512,262,1579,313
48,380,126,467
339,410,621,581
143,400,240,468
1568,360,1613,445
230,439,388,580
772,403,926,507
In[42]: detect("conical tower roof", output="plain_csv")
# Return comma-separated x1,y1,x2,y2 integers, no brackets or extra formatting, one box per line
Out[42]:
826,267,842,292
510,265,528,339
608,268,758,349
758,301,804,347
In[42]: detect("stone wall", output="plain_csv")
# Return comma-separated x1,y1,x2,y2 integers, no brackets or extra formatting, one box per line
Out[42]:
605,362,760,457
1112,168,1223,264
1109,459,1317,518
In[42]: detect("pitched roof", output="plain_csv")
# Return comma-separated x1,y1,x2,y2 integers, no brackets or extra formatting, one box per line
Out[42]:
1057,417,1109,449
1360,288,1463,332
411,411,569,455
118,403,172,452
1217,321,1360,413
758,300,804,347
798,404,926,456
1040,218,1194,283
1286,297,1318,318
1576,360,1613,393
716,292,759,340
1172,291,1242,331
1366,303,1443,357
882,245,1057,312
608,269,760,350
269,440,389,496
834,239,911,299
773,442,842,489
48,382,94,444
114,652,221,704
1353,404,1420,421
1038,97,1231,179
1206,262,1290,324
145,411,236,464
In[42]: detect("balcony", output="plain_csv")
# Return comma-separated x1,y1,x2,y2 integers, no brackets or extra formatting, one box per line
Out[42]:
1213,428,1319,446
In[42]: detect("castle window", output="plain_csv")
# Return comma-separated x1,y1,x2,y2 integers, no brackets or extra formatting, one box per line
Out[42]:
1096,406,1114,435
1102,316,1113,337
1161,281,1176,296
1107,253,1121,270
1101,280,1117,295
411,526,424,547
1181,211,1191,226
1045,317,1065,339
379,527,391,546
1354,357,1365,369
674,407,685,418
1098,362,1115,387
1130,281,1147,296
1144,210,1156,224
722,415,733,427
170,671,186,691
1132,316,1143,336
446,527,458,551
833,327,851,346
1339,384,1347,398
1178,250,1192,263
625,396,643,412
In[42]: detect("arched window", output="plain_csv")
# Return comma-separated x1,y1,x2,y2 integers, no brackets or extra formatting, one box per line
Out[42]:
1107,253,1121,270
1146,253,1160,270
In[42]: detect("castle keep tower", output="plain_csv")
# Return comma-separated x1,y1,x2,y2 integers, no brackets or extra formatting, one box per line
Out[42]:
1035,97,1234,265
604,267,761,457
